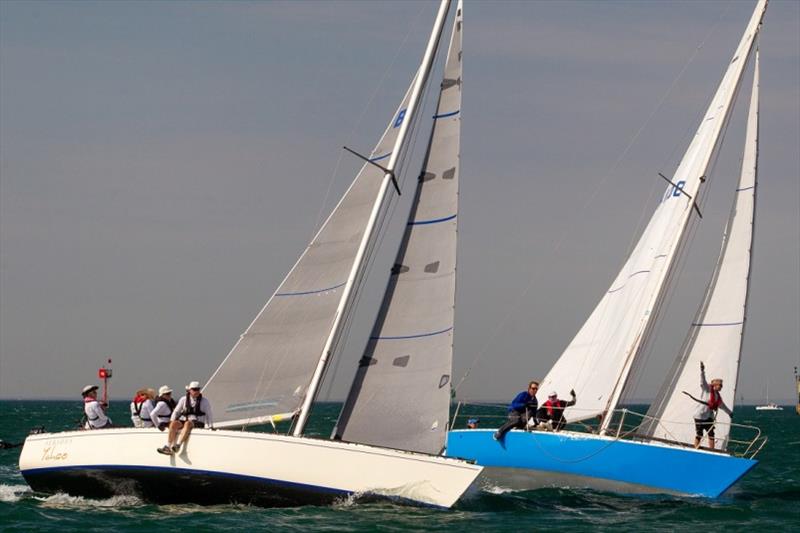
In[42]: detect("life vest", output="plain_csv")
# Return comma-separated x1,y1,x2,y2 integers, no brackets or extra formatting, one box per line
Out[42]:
707,388,722,411
132,394,147,417
182,392,206,418
544,399,565,419
158,396,176,414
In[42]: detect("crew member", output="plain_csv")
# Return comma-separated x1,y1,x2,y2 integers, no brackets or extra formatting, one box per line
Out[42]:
138,388,156,428
157,381,213,455
150,386,176,430
130,388,149,427
689,361,733,449
82,385,112,429
493,380,539,441
537,389,576,431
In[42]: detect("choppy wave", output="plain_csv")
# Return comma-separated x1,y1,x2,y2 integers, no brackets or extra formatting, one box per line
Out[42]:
35,492,142,509
0,483,30,503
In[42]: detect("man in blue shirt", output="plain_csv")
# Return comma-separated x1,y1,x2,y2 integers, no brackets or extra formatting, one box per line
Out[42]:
494,381,539,441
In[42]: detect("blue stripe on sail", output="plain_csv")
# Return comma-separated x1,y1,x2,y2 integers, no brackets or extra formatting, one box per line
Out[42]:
691,321,744,327
608,270,651,294
276,282,346,296
371,326,453,341
408,214,457,226
433,110,460,119
370,152,391,162
736,185,755,192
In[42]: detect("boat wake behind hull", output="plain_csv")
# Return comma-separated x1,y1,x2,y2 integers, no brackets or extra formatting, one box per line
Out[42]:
446,429,756,498
20,428,482,508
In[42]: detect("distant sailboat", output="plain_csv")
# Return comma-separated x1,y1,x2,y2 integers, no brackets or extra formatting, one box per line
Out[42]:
448,0,769,498
19,0,481,508
755,382,783,410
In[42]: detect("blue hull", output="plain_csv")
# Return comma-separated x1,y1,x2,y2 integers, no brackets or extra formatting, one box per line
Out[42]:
446,429,757,497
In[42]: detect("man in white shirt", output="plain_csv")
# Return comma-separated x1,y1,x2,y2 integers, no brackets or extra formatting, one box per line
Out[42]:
150,386,176,430
157,381,213,455
82,385,112,429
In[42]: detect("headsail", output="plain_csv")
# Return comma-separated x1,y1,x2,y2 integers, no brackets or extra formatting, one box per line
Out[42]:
333,1,463,455
645,49,760,450
539,0,767,429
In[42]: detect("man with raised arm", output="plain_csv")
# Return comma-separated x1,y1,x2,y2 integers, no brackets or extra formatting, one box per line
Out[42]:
686,362,732,449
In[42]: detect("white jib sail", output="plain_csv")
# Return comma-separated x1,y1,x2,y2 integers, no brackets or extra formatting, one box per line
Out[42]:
645,49,760,450
539,0,766,428
334,1,463,455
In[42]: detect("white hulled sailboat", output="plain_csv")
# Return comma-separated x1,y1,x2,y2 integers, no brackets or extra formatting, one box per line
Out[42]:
19,0,481,508
447,0,769,497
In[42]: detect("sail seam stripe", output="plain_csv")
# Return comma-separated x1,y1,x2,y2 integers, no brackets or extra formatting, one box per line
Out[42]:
275,282,346,296
369,152,392,162
691,321,745,327
433,110,460,119
371,326,453,340
607,270,651,293
408,213,457,225
736,185,755,192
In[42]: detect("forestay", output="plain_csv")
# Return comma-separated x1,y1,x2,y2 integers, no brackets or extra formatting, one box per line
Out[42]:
645,50,760,450
333,1,463,455
539,0,766,428
203,84,417,428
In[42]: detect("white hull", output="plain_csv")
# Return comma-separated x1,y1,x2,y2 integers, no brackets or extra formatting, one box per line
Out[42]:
19,428,481,508
754,405,783,411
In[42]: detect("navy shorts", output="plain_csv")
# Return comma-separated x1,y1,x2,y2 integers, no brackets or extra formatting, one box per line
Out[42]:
694,418,715,438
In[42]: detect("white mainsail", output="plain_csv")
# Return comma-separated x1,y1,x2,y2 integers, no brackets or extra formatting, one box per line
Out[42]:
539,0,767,429
645,49,760,450
334,1,463,455
204,1,454,429
203,85,415,427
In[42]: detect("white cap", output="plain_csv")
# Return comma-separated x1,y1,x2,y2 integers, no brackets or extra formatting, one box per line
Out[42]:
158,385,173,395
548,391,558,397
82,385,99,396
185,381,201,390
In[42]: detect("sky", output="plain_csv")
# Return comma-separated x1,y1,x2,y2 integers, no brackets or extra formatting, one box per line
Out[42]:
1,0,798,404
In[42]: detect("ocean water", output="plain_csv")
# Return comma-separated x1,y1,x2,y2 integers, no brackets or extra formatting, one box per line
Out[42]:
1,401,798,532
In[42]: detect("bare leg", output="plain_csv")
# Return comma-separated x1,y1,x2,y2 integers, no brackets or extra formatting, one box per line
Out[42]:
708,436,715,450
694,436,701,449
167,420,182,447
177,420,194,447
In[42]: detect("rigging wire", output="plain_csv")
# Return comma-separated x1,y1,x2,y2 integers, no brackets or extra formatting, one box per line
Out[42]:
453,2,737,397
308,2,430,242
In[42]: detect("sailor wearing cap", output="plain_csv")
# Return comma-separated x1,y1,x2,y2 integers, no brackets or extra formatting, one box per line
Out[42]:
150,385,176,430
82,385,112,430
157,381,213,455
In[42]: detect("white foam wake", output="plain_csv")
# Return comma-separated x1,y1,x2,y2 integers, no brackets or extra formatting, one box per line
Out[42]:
36,492,142,509
0,484,31,503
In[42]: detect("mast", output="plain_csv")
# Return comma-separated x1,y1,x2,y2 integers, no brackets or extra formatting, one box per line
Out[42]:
293,0,452,436
333,0,463,454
